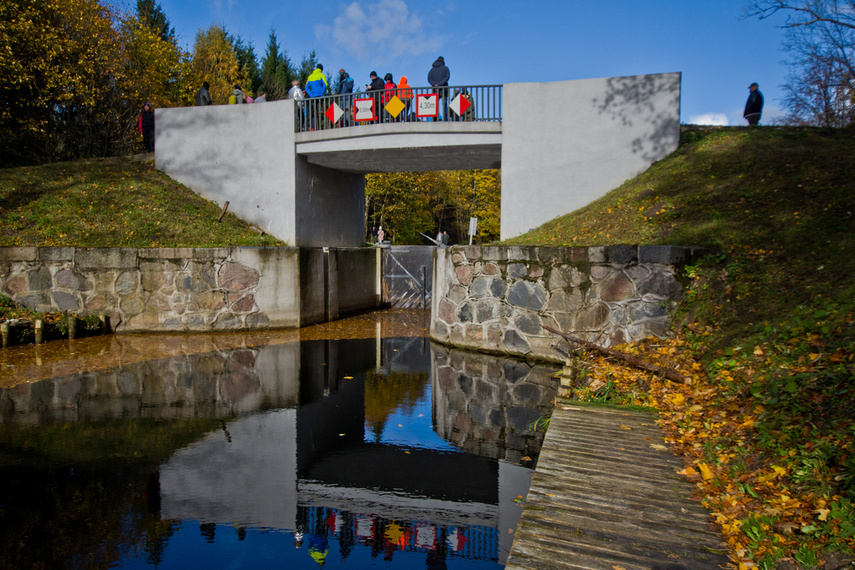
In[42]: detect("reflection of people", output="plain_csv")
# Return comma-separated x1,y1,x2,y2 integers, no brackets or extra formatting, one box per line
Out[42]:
195,81,212,106
308,534,328,566
427,56,450,120
744,82,764,126
139,103,155,152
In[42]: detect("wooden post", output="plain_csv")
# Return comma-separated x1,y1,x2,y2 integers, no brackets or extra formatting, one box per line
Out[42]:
35,319,43,344
217,201,230,222
1,322,9,348
100,314,108,335
68,316,77,339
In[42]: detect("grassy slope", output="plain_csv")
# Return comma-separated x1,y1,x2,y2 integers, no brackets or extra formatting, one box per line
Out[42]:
0,157,283,248
508,127,855,568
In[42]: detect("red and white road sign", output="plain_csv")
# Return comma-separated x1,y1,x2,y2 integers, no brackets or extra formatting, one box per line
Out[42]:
449,93,471,117
325,102,344,124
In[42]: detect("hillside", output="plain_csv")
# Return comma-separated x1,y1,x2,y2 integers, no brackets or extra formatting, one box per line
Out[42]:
510,127,855,569
0,156,282,248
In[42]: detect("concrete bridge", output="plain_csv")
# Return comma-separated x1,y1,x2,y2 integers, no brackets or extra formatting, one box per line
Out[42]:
156,72,681,247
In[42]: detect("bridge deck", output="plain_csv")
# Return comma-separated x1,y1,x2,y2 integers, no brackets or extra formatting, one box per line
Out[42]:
505,403,730,570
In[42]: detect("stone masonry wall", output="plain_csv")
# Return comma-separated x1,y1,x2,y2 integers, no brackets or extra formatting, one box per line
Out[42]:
431,245,708,362
0,247,378,332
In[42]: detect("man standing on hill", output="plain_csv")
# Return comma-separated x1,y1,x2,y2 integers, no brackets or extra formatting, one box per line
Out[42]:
744,82,763,126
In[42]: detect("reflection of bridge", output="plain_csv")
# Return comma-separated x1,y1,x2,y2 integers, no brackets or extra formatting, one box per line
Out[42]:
156,73,681,246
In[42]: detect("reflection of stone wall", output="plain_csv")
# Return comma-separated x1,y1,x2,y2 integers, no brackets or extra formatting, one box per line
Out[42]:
431,245,706,360
0,246,378,332
0,343,300,424
431,344,558,464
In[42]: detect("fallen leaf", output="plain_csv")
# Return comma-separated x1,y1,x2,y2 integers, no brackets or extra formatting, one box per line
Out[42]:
619,424,632,430
650,444,668,450
698,462,714,480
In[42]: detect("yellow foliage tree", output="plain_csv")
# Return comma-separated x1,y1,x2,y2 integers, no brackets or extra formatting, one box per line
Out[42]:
191,24,248,105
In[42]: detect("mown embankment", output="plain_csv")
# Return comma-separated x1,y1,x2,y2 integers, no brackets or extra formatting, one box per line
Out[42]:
508,127,854,569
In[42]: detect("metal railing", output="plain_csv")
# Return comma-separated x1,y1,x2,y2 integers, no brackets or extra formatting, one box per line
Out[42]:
293,84,502,133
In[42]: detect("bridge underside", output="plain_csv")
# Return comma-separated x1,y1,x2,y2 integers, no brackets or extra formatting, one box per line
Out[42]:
296,123,503,173
299,144,501,173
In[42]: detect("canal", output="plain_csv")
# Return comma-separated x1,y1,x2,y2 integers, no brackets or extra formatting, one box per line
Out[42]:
0,310,559,569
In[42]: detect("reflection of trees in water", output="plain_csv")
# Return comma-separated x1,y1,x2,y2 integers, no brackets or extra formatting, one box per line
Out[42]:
0,417,223,465
1,466,178,569
363,370,429,442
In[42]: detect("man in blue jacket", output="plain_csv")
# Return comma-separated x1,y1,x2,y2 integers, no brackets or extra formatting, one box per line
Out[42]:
305,64,328,129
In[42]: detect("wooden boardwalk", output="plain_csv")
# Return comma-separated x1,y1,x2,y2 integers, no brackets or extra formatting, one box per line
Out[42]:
506,403,731,570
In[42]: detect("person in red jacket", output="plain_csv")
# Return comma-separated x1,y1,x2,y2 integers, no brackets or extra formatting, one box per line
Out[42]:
382,73,397,122
138,103,155,153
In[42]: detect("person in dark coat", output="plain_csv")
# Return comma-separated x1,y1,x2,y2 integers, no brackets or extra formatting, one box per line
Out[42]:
367,71,385,122
744,82,764,126
427,56,450,121
195,81,212,106
138,103,155,152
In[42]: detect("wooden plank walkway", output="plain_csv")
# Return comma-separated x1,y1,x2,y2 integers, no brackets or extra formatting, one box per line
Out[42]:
506,403,731,570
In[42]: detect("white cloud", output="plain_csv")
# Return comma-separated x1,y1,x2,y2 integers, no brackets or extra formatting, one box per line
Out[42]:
316,0,441,60
688,113,729,126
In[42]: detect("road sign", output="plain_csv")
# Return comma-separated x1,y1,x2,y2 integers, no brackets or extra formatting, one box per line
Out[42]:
416,93,438,118
355,98,375,122
450,93,471,117
385,96,405,119
325,102,344,124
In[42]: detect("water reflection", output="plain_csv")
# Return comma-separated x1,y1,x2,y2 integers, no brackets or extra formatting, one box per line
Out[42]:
0,333,557,568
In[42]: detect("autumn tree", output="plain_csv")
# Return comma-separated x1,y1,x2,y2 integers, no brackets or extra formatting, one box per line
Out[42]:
0,0,125,163
260,29,295,100
365,170,501,245
746,0,855,126
191,24,247,104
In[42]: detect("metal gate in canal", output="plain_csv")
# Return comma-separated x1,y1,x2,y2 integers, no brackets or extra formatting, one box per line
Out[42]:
381,245,435,309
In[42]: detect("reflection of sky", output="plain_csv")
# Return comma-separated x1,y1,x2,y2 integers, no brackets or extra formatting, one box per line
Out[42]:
364,379,459,453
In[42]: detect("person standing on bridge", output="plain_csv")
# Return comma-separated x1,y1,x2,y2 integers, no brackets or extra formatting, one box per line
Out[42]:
337,69,354,125
397,76,414,121
428,56,450,121
367,71,385,123
382,73,397,122
306,64,328,129
195,81,212,106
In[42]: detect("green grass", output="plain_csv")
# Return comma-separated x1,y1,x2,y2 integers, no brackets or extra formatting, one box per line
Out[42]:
0,156,284,248
508,126,855,566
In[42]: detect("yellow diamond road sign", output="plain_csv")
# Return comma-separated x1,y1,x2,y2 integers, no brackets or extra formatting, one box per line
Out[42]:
385,96,405,118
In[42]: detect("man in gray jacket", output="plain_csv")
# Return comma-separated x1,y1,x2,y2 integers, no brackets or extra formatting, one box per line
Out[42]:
427,56,450,121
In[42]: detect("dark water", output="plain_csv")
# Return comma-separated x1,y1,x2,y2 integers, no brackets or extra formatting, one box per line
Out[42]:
0,335,558,569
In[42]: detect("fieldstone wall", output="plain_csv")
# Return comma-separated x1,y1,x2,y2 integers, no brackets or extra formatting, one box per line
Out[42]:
0,246,378,332
431,245,708,362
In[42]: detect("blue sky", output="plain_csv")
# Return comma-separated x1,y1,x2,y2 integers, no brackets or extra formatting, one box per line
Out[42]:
155,0,792,125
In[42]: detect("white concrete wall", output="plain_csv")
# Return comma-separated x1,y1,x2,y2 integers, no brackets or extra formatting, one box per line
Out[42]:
500,72,681,239
156,100,298,244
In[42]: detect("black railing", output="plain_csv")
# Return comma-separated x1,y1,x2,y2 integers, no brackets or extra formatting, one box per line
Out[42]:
293,85,502,133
